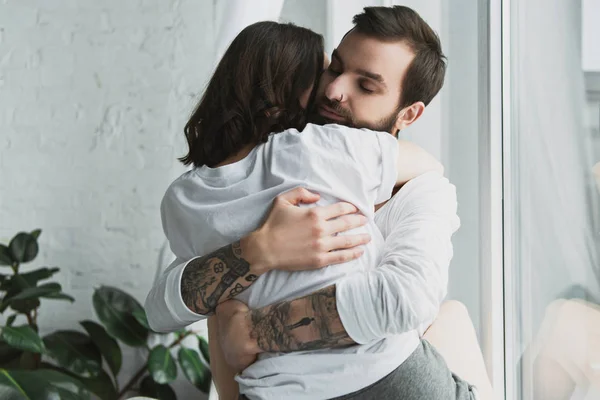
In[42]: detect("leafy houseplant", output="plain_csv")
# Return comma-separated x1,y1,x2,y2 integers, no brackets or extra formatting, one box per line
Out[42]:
0,230,212,399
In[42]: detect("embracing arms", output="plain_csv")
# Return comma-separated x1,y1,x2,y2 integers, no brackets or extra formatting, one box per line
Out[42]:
184,138,444,317
216,172,459,371
145,188,372,332
145,137,443,332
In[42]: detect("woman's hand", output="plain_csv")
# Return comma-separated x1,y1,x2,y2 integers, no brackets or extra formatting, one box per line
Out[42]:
241,187,371,274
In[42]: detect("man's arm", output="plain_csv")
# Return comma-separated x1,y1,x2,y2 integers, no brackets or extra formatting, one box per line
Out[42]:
180,239,263,315
218,173,459,364
248,285,354,352
215,285,352,372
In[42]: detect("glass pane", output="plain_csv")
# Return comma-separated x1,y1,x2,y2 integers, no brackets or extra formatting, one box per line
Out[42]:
508,0,600,398
438,0,483,339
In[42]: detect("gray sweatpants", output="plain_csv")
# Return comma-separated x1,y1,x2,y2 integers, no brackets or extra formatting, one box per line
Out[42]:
240,340,478,400
330,340,478,400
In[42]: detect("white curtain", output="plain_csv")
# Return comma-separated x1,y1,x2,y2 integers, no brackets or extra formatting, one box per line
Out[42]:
512,0,600,326
511,2,600,398
214,0,285,61
510,3,600,399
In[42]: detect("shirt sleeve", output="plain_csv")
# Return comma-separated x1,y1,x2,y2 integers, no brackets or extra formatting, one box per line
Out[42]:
335,172,460,344
144,256,207,333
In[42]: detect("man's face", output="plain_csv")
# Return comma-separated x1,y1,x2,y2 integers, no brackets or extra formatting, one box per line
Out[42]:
309,31,415,134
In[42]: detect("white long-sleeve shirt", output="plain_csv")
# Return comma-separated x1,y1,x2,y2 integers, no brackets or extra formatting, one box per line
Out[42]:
337,171,459,343
144,123,459,399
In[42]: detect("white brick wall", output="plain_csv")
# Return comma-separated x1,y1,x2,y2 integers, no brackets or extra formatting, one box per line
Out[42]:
0,0,214,396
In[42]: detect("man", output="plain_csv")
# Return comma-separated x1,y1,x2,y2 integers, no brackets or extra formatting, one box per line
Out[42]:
146,6,478,399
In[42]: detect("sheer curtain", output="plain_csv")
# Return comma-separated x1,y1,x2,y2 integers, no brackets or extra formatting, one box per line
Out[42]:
509,0,600,398
213,0,285,61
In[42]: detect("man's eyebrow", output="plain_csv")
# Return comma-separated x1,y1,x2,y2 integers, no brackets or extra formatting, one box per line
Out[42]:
332,49,386,87
357,69,385,85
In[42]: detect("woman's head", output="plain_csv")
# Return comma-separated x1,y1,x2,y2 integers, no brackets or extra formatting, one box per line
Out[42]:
180,21,325,168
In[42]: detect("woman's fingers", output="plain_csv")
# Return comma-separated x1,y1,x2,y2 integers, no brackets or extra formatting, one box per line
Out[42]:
318,201,359,220
277,187,320,206
316,247,366,267
323,214,368,236
321,233,371,253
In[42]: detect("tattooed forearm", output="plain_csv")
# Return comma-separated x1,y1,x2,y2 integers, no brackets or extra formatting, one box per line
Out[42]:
181,241,259,315
249,285,355,353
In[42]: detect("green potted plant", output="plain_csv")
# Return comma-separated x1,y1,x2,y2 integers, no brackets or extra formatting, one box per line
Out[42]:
0,229,211,399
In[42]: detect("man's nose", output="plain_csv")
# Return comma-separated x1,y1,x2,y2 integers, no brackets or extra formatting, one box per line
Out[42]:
324,76,347,103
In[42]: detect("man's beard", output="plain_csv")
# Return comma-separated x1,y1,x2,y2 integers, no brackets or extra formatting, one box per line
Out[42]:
308,97,398,133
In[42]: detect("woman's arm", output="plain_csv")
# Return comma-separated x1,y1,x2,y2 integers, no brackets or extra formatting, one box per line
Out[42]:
208,316,240,400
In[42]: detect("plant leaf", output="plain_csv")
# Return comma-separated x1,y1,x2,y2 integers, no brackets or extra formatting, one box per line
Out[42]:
1,275,32,311
0,325,45,354
10,283,62,301
0,245,13,266
8,233,38,264
80,320,122,377
139,375,177,400
0,368,90,400
178,347,211,393
198,336,210,364
42,292,75,302
132,308,151,330
18,351,37,370
37,369,91,400
5,315,16,327
148,345,177,384
74,368,116,400
43,330,102,378
29,230,41,240
0,340,23,368
0,368,48,400
19,267,60,285
92,286,148,347
8,299,40,315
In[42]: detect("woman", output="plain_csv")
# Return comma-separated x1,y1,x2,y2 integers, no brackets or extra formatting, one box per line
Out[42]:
151,21,482,399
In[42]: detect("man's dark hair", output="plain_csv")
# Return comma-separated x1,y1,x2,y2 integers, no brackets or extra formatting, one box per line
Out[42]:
180,22,324,168
352,6,446,108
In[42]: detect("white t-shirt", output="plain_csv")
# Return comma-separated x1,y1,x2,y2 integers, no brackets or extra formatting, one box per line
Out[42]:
145,123,460,399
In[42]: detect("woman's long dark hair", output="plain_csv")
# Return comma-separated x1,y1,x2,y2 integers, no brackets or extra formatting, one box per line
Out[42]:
180,22,324,168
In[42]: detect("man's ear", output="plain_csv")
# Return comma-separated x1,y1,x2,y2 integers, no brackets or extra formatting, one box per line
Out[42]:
393,101,425,133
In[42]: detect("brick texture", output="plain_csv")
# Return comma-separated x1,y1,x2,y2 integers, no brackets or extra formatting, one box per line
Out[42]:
0,1,214,396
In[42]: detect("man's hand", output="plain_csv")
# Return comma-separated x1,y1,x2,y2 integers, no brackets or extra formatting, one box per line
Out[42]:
215,300,260,372
243,187,371,274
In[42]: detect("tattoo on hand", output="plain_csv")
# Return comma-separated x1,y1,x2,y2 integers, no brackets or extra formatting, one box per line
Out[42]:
249,286,354,353
180,241,254,314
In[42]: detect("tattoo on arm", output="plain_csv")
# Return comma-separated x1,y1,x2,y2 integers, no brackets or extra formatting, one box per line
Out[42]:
181,241,256,315
249,285,355,353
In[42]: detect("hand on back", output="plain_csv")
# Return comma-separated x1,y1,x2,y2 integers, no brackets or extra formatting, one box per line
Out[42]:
243,187,371,274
